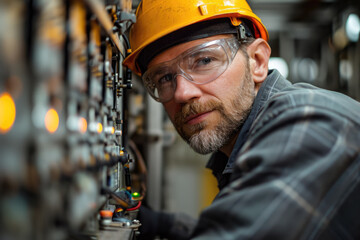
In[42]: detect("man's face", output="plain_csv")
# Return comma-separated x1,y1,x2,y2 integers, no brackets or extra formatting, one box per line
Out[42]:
148,35,257,154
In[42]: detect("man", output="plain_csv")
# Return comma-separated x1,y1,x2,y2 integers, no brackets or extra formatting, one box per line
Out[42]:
123,0,360,239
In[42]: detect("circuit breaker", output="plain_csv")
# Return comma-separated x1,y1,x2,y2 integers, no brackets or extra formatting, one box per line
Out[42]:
0,0,141,239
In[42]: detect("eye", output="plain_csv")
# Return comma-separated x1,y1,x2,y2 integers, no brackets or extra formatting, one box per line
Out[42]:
185,46,225,72
157,73,173,85
198,57,213,66
197,57,214,66
191,55,221,71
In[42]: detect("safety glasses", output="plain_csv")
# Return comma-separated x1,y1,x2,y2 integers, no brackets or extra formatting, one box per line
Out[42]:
142,37,240,103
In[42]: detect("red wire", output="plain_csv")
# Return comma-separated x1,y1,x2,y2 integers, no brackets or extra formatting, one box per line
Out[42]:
126,201,142,211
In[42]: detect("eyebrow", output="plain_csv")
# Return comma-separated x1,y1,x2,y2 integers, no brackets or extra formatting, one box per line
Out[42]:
152,66,172,78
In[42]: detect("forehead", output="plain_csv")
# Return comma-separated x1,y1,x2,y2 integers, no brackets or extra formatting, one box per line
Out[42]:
147,34,232,68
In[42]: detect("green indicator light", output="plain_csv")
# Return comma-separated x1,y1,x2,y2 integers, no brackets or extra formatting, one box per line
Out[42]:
132,192,140,198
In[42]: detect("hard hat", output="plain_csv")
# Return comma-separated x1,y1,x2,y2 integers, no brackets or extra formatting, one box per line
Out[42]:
123,0,269,75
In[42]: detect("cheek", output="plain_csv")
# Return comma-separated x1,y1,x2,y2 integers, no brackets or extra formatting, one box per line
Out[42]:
163,102,180,121
216,59,252,94
203,70,244,98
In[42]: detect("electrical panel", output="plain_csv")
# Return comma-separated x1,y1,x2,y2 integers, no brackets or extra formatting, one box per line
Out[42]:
0,0,142,239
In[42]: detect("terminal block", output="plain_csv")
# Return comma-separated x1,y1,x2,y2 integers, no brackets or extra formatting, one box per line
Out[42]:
0,0,140,239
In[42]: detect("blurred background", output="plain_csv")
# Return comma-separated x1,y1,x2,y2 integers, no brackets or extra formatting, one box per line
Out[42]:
0,0,359,239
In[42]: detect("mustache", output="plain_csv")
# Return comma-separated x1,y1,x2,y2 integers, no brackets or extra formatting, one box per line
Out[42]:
174,100,223,124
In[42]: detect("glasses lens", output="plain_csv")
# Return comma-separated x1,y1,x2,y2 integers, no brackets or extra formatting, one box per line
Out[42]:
143,66,176,102
180,44,229,83
142,38,236,102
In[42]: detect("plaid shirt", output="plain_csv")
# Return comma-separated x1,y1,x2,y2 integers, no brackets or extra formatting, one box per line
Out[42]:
191,70,360,239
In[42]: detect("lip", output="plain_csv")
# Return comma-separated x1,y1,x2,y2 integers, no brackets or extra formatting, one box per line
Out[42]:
185,111,212,125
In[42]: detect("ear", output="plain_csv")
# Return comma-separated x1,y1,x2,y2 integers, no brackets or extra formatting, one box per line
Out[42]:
247,39,271,85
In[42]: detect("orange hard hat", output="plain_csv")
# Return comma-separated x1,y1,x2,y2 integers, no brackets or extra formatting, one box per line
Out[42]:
123,0,269,75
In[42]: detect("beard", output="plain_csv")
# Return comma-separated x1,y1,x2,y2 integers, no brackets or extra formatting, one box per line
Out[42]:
172,62,255,154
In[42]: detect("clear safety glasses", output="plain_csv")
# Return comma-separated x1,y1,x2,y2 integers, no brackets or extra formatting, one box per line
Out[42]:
142,37,241,103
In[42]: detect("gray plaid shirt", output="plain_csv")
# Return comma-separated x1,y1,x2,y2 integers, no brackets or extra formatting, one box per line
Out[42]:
191,69,360,239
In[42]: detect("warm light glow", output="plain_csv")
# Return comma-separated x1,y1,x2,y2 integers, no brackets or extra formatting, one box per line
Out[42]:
0,92,16,134
79,117,87,134
45,108,59,133
105,126,115,134
96,122,103,133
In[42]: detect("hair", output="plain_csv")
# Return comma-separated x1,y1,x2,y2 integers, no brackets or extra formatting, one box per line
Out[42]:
238,36,255,60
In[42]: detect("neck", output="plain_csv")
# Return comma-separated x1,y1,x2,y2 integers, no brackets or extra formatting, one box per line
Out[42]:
219,133,239,157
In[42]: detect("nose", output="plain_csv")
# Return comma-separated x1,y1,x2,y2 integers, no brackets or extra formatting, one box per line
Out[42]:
173,74,202,103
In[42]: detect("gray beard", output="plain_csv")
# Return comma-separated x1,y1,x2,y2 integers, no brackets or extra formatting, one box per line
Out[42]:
176,65,255,155
188,103,252,154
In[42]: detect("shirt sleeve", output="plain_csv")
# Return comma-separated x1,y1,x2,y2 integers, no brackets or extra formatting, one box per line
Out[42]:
191,92,360,240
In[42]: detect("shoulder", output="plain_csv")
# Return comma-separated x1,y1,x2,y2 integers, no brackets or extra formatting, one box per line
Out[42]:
254,82,360,131
242,83,360,158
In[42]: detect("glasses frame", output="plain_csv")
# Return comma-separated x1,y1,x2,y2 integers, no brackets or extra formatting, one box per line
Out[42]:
142,37,241,103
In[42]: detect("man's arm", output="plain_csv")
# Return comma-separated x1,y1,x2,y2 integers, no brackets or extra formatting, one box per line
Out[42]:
138,205,197,240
